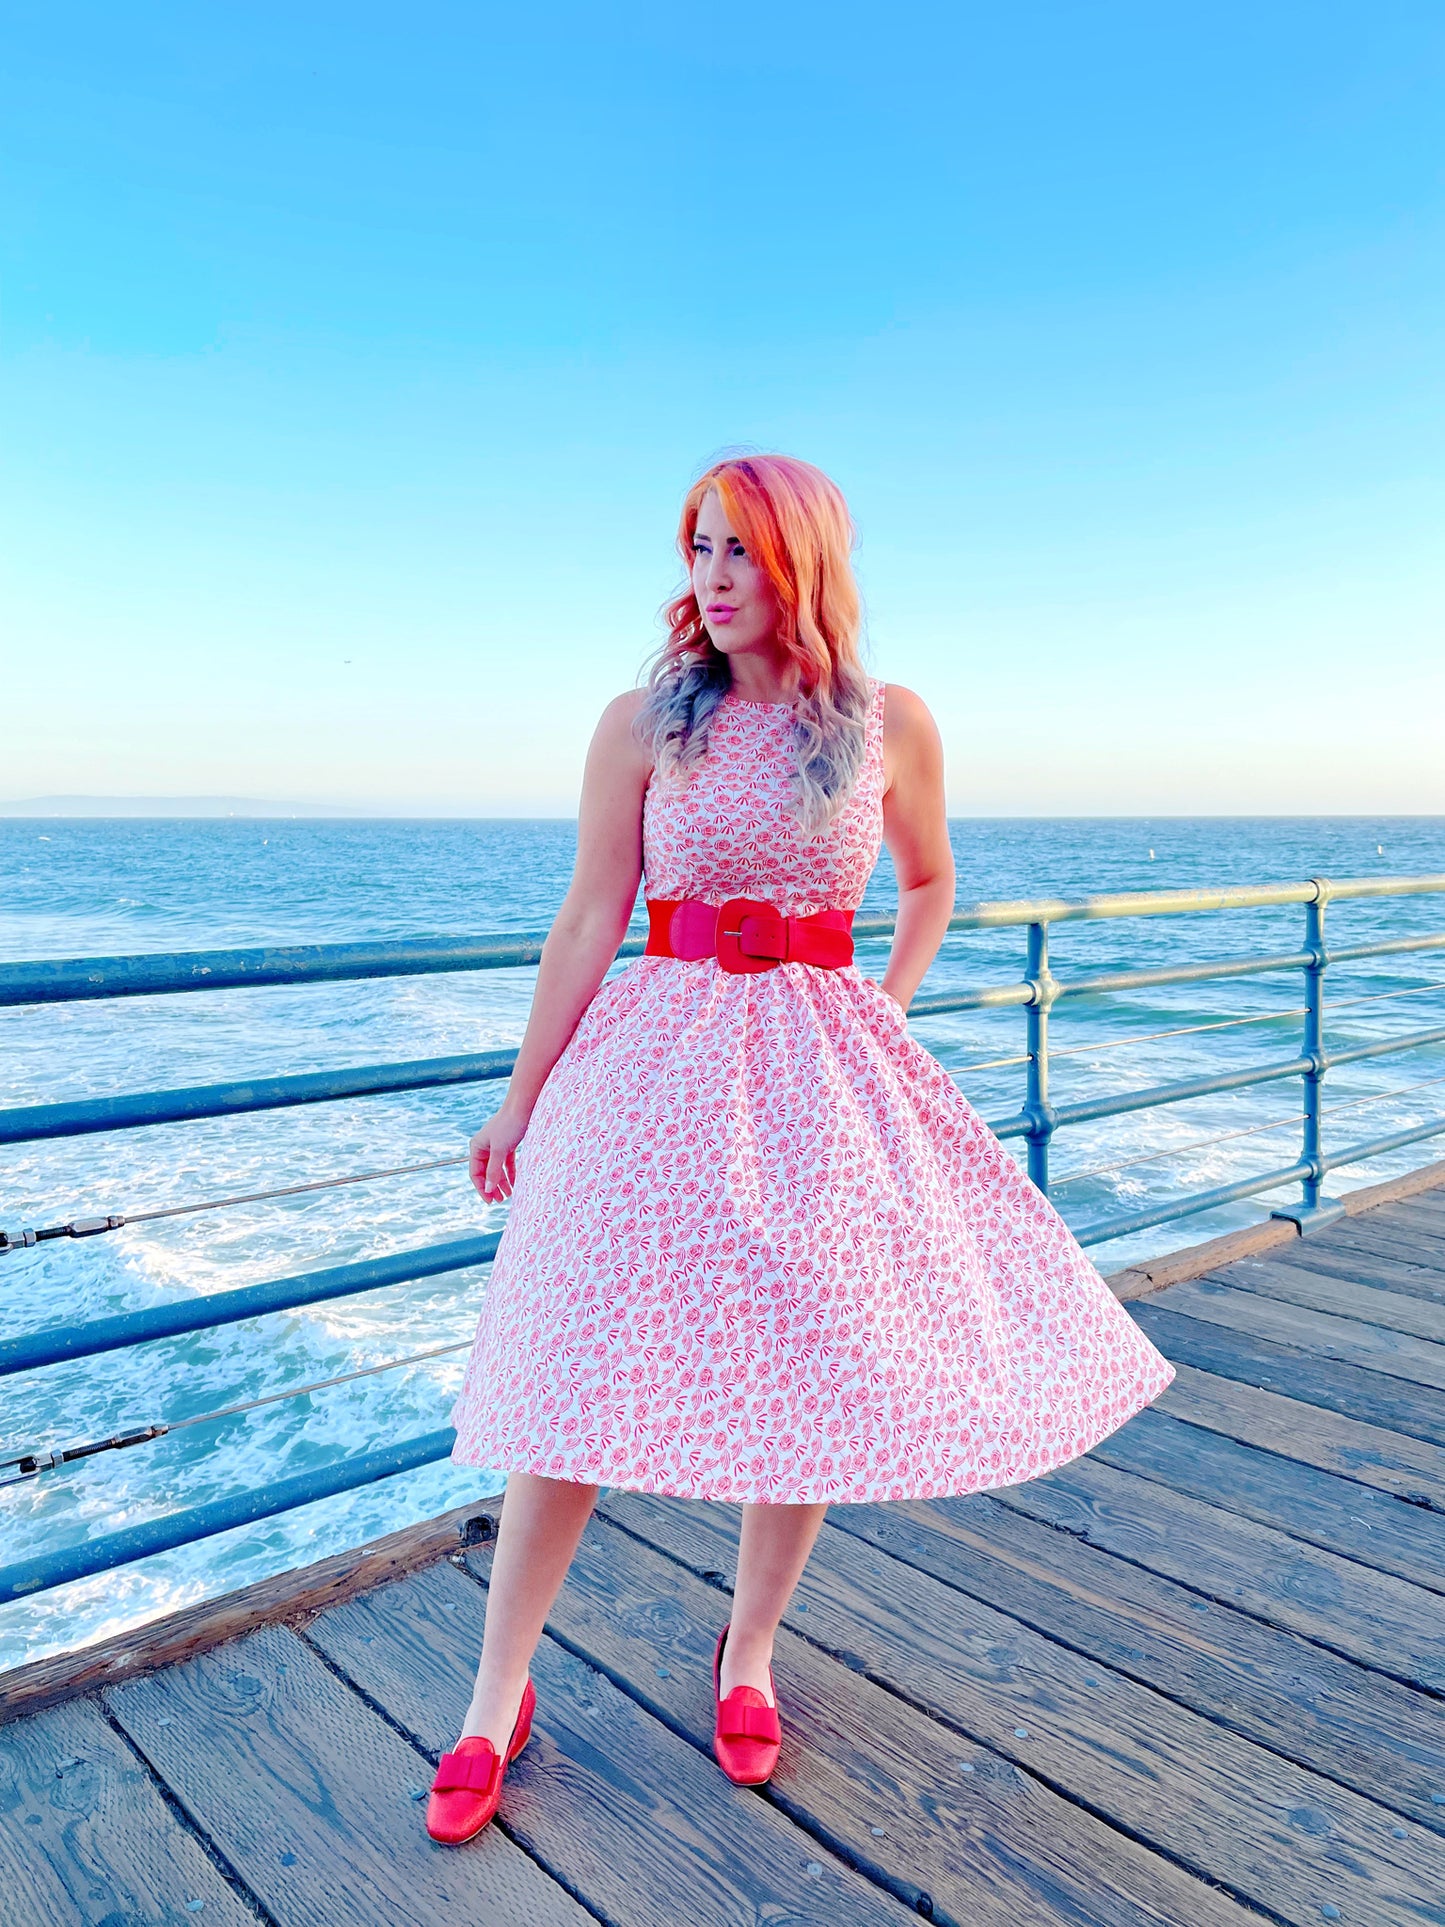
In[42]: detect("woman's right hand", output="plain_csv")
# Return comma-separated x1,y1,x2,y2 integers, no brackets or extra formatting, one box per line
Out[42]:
469,1105,528,1203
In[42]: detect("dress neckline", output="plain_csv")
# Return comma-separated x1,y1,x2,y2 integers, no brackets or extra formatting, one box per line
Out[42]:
723,674,877,710
723,684,795,709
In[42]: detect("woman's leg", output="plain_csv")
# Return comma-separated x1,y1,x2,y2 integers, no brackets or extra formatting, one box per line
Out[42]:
458,1470,599,1751
720,1500,829,1703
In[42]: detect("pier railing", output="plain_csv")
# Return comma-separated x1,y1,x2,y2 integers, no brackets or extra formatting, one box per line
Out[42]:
3,872,1444,1611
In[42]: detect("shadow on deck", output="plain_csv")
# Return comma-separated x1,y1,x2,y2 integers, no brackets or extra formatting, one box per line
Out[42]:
3,1189,1444,1925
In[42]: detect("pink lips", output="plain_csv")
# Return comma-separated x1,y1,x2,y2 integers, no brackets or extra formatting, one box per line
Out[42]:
708,605,737,622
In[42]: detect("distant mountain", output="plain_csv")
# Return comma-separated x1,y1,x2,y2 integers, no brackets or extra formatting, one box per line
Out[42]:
0,796,364,818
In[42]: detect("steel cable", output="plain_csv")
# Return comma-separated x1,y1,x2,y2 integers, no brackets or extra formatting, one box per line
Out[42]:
2,1153,469,1256
1,1337,473,1484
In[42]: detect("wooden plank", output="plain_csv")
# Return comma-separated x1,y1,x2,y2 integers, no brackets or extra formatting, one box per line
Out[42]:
1376,1193,1445,1232
1316,1218,1445,1278
1131,1302,1445,1447
0,1695,260,1927
492,1507,1258,1926
103,1621,587,1927
0,1494,503,1727
1155,1360,1445,1511
303,1552,917,1927
1088,1405,1445,1593
1155,1278,1445,1391
985,1453,1445,1691
1257,1238,1445,1304
1212,1255,1445,1342
599,1490,1445,1927
825,1489,1445,1834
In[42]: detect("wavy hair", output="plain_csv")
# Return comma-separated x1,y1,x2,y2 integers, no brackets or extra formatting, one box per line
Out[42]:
632,453,871,839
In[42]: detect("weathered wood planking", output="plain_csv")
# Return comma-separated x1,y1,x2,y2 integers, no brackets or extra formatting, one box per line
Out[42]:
102,1621,589,1926
1156,1278,1445,1390
1153,1358,1445,1509
599,1491,1445,1927
1212,1254,1445,1342
304,1554,917,1927
1251,1237,1445,1303
986,1453,1444,1692
0,1696,258,1927
1378,1196,1445,1237
1086,1405,1445,1592
826,1490,1445,1831
1131,1302,1445,1446
475,1507,1257,1926
1313,1217,1445,1278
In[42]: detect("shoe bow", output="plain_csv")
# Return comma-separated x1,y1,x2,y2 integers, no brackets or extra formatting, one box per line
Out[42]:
717,1690,781,1744
431,1743,501,1798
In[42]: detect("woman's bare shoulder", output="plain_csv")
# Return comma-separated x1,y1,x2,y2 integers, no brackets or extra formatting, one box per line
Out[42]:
590,686,655,772
879,682,939,739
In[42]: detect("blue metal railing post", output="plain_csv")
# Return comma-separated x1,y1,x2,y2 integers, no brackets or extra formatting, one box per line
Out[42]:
1023,921,1058,1194
1272,879,1346,1234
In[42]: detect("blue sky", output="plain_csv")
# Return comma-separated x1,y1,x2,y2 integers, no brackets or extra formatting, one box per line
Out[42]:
2,3,1442,813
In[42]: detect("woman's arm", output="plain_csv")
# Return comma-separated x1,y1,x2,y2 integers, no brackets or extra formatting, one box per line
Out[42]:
877,684,956,1013
472,689,653,1200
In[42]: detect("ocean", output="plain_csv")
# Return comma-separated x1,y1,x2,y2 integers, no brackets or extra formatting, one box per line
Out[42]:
3,814,1444,1670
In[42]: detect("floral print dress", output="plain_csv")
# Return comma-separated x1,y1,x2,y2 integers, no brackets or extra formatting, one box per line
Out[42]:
449,676,1175,1503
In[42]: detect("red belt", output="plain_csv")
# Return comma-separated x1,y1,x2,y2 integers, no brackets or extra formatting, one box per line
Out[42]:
644,896,854,974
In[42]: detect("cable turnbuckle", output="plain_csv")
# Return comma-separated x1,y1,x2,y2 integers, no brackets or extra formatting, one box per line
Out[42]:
1,1216,126,1256
0,1423,169,1485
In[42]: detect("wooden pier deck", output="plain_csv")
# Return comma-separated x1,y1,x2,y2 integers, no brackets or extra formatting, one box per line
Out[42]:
4,1184,1445,1925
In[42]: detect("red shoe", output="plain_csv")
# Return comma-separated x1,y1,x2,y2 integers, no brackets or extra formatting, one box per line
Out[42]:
712,1623,782,1785
426,1678,536,1845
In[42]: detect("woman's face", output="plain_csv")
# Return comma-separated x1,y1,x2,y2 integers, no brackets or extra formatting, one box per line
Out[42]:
690,488,781,662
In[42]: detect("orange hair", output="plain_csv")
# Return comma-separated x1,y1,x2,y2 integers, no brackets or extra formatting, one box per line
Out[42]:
636,453,873,837
661,454,864,701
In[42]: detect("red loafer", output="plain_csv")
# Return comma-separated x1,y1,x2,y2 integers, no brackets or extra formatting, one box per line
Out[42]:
426,1677,536,1844
712,1623,782,1785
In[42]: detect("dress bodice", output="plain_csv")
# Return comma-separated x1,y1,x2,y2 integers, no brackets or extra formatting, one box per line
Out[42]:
642,676,886,916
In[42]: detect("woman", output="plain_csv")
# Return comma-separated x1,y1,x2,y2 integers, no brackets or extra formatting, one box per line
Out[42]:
427,453,1175,1844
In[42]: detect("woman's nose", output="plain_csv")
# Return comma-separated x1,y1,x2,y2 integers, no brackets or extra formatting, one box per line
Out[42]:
704,550,732,590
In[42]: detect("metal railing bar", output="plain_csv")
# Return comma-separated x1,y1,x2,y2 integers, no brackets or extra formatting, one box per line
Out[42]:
0,1428,461,1605
909,950,1319,1019
1049,1071,1445,1189
5,875,1439,1011
1051,1113,1305,1188
1327,934,1445,966
0,1234,499,1379
1052,1054,1313,1130
1319,1070,1445,1115
908,983,1035,1017
955,1005,1313,1076
0,1050,516,1148
1053,952,1315,1001
1326,1023,1445,1069
1048,1006,1308,1061
1320,1113,1445,1174
0,937,558,1009
1071,1160,1314,1247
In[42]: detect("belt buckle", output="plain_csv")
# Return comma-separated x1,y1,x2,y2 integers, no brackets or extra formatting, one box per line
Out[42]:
715,896,787,973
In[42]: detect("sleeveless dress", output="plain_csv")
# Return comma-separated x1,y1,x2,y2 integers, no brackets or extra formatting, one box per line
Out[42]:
448,677,1175,1504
